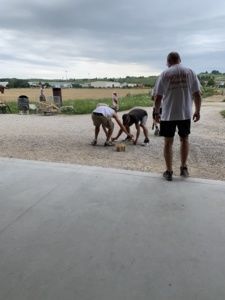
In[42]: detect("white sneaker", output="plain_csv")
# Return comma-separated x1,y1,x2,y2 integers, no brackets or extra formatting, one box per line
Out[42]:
104,141,114,147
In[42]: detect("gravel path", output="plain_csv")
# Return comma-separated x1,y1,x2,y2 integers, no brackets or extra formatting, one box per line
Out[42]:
0,97,225,181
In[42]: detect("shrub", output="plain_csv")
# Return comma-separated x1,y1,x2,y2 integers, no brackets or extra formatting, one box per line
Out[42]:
63,93,153,114
5,102,18,113
201,87,217,98
59,105,75,114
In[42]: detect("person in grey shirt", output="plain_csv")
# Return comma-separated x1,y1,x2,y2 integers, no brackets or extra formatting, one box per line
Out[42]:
154,52,201,181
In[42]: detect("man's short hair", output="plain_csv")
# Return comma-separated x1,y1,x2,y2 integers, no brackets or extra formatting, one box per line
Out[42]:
167,52,181,66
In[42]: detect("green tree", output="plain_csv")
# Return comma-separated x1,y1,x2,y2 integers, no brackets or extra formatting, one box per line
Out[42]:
7,78,29,88
207,77,215,87
211,70,220,75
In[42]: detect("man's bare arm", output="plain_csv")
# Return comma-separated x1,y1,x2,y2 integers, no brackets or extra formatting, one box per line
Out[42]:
193,91,201,122
154,95,163,123
114,114,132,137
155,95,162,112
112,128,123,141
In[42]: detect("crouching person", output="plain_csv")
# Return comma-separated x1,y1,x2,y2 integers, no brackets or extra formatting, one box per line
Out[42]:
91,105,133,146
112,108,150,146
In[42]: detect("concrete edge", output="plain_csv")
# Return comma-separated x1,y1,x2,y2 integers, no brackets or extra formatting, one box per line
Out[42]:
1,156,225,186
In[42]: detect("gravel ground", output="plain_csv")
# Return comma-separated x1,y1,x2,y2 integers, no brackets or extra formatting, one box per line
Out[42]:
0,96,225,181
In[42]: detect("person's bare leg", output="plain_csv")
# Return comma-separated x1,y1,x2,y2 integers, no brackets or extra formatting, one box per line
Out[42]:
152,119,156,130
141,124,149,140
102,125,108,137
106,128,113,141
91,125,100,145
180,136,189,167
105,121,114,146
164,137,174,172
94,126,100,140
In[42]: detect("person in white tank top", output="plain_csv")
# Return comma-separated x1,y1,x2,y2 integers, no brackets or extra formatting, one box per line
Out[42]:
91,104,132,146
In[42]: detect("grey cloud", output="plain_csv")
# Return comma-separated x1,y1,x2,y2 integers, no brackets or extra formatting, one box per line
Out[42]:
1,0,225,77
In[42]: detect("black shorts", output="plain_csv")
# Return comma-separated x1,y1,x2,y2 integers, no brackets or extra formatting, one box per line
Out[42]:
160,119,191,138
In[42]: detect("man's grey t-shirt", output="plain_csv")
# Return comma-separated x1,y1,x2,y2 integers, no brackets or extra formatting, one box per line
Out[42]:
154,64,201,121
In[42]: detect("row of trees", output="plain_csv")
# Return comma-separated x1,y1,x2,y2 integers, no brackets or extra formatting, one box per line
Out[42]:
0,78,30,88
1,71,224,88
0,77,158,89
0,78,53,88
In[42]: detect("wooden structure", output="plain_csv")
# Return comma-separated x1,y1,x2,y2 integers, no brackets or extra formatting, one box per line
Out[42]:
37,101,60,115
116,143,126,152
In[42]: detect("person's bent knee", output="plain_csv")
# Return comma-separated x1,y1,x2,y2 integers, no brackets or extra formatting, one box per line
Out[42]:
140,124,147,130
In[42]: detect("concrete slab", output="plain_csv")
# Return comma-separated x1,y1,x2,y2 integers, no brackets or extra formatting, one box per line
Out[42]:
0,158,225,300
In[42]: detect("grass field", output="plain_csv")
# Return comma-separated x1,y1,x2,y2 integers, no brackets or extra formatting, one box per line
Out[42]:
0,88,152,114
0,88,150,103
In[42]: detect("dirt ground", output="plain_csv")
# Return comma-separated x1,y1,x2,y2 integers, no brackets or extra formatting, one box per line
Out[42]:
0,95,224,181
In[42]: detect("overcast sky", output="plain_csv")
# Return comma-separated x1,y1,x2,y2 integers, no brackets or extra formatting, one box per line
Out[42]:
1,0,225,79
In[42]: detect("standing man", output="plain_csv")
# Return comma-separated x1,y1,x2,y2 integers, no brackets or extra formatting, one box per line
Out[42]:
112,108,150,146
91,105,132,146
154,52,201,181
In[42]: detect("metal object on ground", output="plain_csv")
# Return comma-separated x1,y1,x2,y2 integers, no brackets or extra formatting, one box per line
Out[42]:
18,95,29,114
52,87,62,107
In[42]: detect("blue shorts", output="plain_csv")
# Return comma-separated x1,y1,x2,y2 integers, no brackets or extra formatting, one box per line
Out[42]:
160,119,191,138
